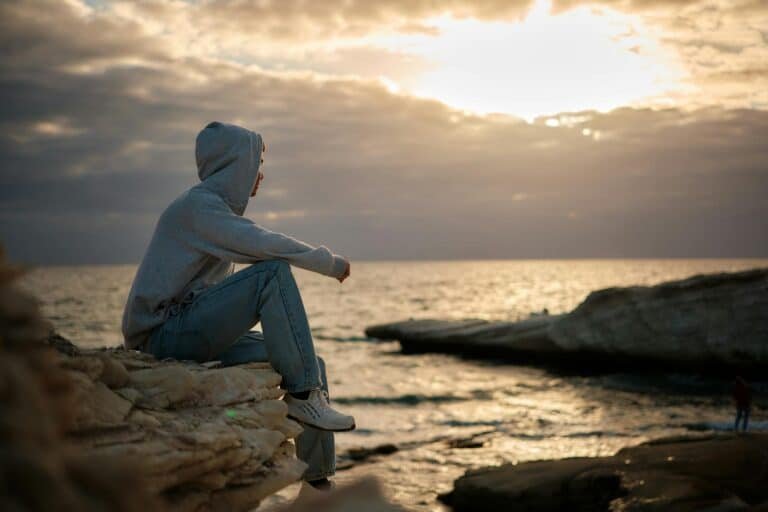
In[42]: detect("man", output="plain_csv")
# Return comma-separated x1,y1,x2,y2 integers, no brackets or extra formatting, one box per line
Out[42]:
732,376,751,432
121,121,355,490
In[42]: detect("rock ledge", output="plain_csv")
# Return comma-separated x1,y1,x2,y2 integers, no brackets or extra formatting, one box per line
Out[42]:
51,335,308,511
366,268,768,374
440,432,768,512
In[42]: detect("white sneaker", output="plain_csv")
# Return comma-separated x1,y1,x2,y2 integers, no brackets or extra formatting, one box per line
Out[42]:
284,389,356,432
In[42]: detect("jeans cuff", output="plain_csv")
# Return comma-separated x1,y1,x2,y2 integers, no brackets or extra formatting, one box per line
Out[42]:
283,381,323,394
304,470,335,481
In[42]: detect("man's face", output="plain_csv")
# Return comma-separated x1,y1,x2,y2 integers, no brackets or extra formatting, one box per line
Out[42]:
250,142,266,197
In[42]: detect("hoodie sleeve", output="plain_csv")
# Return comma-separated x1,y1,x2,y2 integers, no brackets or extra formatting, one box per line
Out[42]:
185,194,348,279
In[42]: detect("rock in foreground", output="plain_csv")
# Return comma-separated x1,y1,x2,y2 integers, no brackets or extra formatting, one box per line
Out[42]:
0,246,305,511
1,245,403,512
366,268,768,373
60,341,308,511
12,332,308,511
440,432,768,511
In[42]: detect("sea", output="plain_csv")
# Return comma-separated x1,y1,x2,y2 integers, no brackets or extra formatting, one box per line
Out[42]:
18,259,768,510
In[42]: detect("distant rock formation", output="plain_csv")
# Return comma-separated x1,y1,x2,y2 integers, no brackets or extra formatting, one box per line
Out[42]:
365,316,563,358
366,268,768,373
439,432,768,511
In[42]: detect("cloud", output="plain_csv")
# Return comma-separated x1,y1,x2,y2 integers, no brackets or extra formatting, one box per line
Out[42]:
1,0,767,263
105,0,535,45
74,0,768,115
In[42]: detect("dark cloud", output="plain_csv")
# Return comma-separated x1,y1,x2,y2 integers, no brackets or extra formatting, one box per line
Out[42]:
1,0,767,263
0,0,168,71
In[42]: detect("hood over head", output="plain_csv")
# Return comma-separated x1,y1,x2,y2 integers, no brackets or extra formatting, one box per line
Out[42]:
195,121,264,215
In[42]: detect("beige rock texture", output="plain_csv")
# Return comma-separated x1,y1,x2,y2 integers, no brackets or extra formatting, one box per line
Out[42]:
0,247,306,511
62,346,309,511
549,268,768,366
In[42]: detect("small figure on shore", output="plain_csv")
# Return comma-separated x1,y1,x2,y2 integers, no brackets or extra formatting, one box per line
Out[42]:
732,376,751,432
122,121,355,491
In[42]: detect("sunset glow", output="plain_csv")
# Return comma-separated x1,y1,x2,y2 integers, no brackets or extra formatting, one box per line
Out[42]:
375,0,686,119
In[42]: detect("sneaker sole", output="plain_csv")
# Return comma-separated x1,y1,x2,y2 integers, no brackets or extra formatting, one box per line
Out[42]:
287,414,356,432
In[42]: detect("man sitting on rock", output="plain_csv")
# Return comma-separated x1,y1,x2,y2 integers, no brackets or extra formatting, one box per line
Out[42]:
121,121,355,491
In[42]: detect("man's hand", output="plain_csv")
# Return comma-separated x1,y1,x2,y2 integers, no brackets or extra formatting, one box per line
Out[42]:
337,260,350,283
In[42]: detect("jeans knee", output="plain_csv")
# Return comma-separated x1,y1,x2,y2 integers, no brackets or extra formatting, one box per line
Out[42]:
268,259,291,274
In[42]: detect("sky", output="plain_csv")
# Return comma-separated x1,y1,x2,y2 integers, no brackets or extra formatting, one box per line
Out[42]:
1,0,766,264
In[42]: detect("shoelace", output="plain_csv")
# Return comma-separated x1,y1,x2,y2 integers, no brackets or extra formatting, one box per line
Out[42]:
298,393,323,419
291,390,331,413
309,389,331,412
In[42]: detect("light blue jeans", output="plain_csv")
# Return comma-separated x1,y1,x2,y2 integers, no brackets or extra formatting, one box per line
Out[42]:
145,259,335,480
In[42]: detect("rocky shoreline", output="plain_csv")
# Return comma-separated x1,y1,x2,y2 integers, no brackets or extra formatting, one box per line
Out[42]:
5,253,764,511
4,325,307,511
366,268,768,376
440,431,768,511
0,251,400,512
49,335,308,510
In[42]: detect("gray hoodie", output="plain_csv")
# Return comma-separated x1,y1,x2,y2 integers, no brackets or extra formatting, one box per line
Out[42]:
121,122,348,350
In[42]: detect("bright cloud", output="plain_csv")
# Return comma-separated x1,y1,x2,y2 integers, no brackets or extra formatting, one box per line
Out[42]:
371,0,689,119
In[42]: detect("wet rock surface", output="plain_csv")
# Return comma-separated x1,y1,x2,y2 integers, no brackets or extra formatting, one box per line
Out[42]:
440,432,768,512
366,268,768,374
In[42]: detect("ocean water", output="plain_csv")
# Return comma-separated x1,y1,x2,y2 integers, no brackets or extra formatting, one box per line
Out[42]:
18,259,768,510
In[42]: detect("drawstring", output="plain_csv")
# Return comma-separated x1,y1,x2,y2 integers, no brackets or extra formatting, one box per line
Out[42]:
157,290,197,320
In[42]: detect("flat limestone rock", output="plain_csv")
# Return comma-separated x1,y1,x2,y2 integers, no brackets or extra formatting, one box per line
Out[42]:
69,377,134,431
366,268,768,372
54,341,308,511
441,432,768,512
366,317,561,357
548,268,768,366
128,364,282,409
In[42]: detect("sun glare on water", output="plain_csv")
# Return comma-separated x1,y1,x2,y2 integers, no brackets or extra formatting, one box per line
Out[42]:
376,0,684,120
